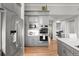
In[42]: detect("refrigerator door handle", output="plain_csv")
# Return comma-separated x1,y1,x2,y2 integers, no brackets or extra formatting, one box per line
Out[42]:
0,8,6,56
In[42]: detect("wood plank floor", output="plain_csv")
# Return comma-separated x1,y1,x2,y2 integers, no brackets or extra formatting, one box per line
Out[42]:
24,39,58,56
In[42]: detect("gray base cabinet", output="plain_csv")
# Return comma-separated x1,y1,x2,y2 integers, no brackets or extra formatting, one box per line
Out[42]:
57,40,79,56
73,49,79,56
61,46,73,56
57,40,63,56
26,36,48,46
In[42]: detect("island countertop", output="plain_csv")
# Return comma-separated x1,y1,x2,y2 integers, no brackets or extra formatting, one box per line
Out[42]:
57,37,79,51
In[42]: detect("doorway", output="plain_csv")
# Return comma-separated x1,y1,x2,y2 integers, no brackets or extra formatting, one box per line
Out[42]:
49,20,53,40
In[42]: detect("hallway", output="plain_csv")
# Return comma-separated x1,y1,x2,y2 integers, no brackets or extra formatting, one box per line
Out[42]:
24,39,58,56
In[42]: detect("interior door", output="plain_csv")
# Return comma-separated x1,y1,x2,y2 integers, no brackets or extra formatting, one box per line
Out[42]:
49,20,53,39
15,18,23,56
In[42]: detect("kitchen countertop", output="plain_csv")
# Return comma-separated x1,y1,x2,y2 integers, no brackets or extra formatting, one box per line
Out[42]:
57,37,79,51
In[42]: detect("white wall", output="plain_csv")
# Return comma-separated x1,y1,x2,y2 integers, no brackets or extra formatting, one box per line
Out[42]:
53,21,56,39
53,16,79,39
68,16,79,38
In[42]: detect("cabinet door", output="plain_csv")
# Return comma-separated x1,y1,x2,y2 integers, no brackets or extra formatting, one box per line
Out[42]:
57,40,74,56
26,36,39,46
26,36,35,46
58,44,63,56
73,49,79,56
26,36,32,46
39,16,49,25
63,43,74,56
57,40,63,56
62,45,73,56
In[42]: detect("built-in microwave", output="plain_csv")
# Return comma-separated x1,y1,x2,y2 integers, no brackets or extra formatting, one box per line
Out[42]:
29,24,36,29
40,28,48,34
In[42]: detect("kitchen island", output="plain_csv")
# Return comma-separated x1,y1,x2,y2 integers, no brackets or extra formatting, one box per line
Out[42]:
57,38,79,56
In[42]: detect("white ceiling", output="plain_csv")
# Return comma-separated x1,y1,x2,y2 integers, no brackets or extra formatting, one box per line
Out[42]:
50,15,74,19
25,3,79,6
24,3,79,20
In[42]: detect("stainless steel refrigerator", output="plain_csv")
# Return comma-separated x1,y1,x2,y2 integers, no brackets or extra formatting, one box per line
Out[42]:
0,7,23,56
